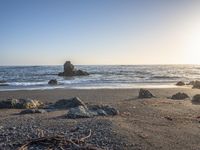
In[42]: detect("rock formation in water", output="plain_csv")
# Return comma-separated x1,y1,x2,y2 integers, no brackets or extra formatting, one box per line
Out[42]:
58,61,89,76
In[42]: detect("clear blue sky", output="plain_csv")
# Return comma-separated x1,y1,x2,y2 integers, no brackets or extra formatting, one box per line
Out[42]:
1,0,200,65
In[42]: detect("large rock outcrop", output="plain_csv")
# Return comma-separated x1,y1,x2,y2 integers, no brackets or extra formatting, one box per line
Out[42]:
58,61,89,76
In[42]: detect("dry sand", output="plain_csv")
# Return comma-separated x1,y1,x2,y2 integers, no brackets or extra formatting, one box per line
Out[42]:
0,88,200,150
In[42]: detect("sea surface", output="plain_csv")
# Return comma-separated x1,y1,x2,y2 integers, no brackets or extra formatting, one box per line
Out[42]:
0,65,200,91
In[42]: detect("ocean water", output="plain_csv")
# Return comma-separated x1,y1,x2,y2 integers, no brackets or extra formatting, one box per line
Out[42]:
0,65,200,91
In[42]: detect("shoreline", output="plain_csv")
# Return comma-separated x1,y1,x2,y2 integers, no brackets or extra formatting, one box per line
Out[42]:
0,83,189,92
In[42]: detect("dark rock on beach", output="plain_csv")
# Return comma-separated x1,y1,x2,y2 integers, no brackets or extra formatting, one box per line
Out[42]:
48,79,58,85
89,105,119,116
0,98,43,109
176,81,185,86
20,109,47,114
138,89,155,99
171,92,189,100
192,94,200,104
192,80,200,89
52,97,86,109
58,61,89,76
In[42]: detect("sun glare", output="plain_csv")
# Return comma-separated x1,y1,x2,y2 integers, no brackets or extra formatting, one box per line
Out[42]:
184,25,200,64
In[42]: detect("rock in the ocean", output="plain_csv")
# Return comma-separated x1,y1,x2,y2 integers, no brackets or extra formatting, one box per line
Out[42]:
66,106,92,119
89,105,119,116
192,94,200,104
176,81,185,86
0,80,6,83
48,79,58,85
58,61,89,76
171,92,189,100
20,109,47,114
74,69,89,76
0,80,9,86
192,80,200,89
138,89,155,99
53,97,86,109
187,81,195,85
0,98,43,109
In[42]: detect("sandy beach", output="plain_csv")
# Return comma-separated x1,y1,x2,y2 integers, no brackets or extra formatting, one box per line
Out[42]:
0,87,200,150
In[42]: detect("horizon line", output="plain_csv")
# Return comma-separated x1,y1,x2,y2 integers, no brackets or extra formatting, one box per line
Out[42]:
0,63,199,67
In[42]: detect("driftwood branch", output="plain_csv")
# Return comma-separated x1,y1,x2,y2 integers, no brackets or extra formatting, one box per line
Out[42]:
17,129,100,150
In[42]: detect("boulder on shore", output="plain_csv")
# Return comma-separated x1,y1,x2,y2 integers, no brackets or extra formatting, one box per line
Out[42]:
192,81,200,89
66,104,119,119
171,92,189,100
138,89,155,99
0,98,43,109
58,61,89,76
176,81,185,86
66,106,92,119
48,79,58,85
52,97,86,109
192,94,200,104
89,105,119,116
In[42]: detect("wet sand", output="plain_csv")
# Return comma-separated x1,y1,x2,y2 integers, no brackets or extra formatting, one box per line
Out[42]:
0,88,200,150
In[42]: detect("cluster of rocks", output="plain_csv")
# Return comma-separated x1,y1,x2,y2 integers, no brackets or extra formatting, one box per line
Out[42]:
58,61,89,76
50,97,119,119
176,80,200,89
47,61,90,86
137,88,200,106
0,98,43,109
0,97,119,118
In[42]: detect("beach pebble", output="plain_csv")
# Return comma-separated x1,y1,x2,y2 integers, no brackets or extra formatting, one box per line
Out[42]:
138,89,155,99
171,92,189,100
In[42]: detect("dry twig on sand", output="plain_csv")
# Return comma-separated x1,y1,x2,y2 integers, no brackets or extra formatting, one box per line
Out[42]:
18,129,101,150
